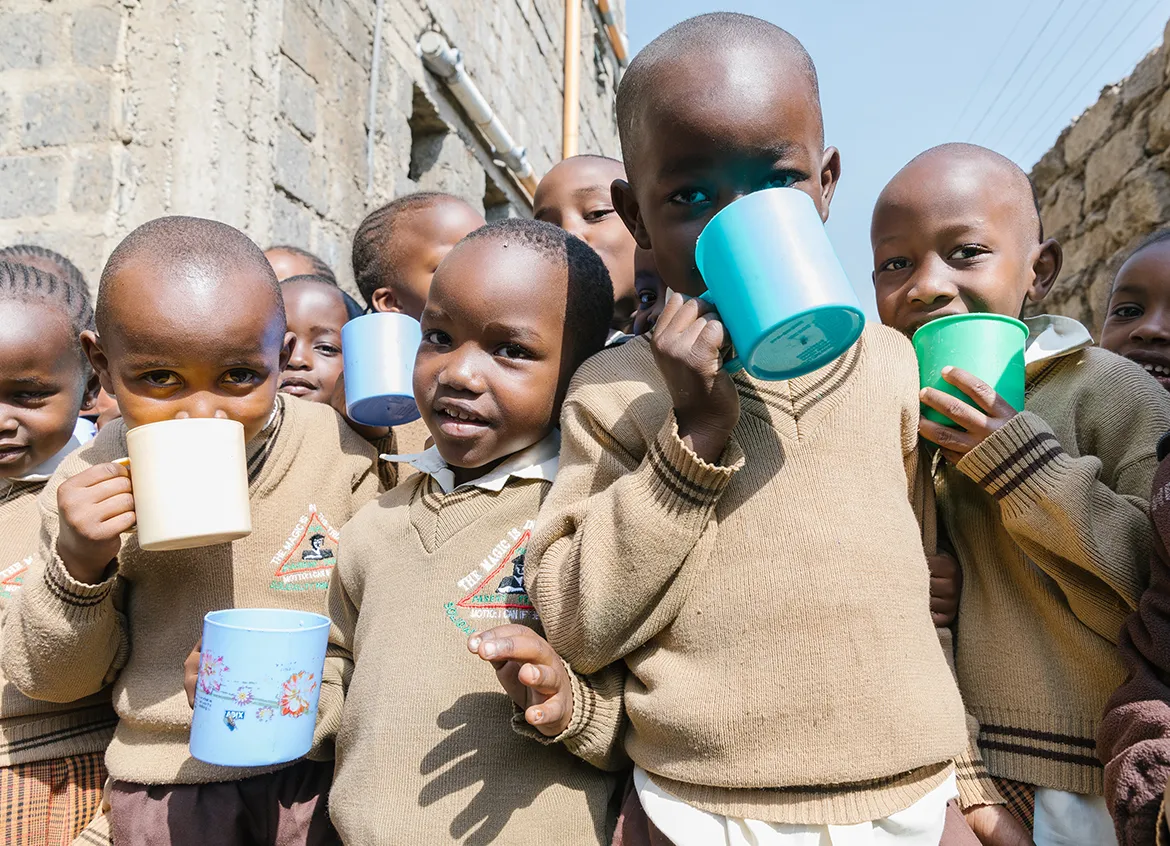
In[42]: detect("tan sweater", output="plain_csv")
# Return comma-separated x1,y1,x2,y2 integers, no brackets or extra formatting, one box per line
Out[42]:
527,326,968,826
939,343,1170,796
1,395,380,784
0,479,117,766
390,417,432,480
322,473,624,845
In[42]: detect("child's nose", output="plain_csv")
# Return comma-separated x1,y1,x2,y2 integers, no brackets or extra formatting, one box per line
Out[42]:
1133,312,1170,344
906,259,958,306
438,349,487,393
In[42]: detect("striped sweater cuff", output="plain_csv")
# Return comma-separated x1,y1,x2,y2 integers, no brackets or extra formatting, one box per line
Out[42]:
644,411,743,516
956,412,1065,509
38,551,116,614
954,751,1004,809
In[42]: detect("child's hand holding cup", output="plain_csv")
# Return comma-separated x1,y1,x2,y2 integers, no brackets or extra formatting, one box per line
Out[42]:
56,459,135,585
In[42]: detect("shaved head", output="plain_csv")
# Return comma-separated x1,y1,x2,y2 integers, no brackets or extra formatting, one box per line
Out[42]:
880,143,1042,242
98,216,282,337
616,13,821,180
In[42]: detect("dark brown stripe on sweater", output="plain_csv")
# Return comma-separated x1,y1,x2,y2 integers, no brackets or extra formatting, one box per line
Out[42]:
792,339,861,403
0,717,119,754
975,433,1060,490
649,440,720,501
41,568,110,607
991,445,1065,500
979,724,1097,749
795,343,864,417
979,738,1102,768
647,445,712,508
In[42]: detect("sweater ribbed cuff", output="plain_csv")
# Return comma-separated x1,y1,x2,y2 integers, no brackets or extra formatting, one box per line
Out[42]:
645,411,743,516
953,751,1004,810
956,412,1065,510
38,550,116,616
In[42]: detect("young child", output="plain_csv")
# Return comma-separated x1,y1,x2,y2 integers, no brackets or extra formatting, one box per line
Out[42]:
526,14,970,845
535,155,637,334
630,247,663,336
264,244,337,284
321,219,625,844
1100,230,1170,390
871,142,1170,845
279,273,364,406
351,192,485,462
1,216,381,846
0,261,113,845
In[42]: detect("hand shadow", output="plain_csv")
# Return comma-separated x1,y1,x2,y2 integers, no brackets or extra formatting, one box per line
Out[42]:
419,692,607,845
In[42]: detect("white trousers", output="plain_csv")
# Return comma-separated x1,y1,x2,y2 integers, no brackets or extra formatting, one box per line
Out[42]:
634,767,957,846
1032,788,1118,846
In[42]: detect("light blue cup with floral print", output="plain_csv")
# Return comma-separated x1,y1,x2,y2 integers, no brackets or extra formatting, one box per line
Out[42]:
190,609,330,767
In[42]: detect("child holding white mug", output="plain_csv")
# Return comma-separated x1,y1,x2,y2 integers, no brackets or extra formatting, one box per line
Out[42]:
1,217,381,846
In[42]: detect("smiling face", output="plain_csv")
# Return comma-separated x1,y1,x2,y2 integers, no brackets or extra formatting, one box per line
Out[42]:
369,200,486,320
86,255,289,442
871,147,1060,337
414,238,568,483
0,303,92,477
1101,239,1170,389
535,157,635,330
613,46,837,298
279,279,349,404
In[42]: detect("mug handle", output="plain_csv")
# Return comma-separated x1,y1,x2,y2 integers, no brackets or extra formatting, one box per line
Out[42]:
697,292,744,374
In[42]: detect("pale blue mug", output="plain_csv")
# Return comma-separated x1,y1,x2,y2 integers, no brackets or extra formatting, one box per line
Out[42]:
190,608,330,767
341,312,422,427
694,188,866,380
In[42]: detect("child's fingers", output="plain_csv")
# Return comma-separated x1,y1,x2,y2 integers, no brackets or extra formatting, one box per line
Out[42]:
919,388,987,432
918,416,978,455
518,661,564,695
468,625,556,664
99,510,137,536
525,697,568,730
940,367,1013,416
654,292,687,336
91,493,135,523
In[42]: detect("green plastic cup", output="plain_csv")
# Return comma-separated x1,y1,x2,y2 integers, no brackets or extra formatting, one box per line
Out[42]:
912,314,1028,427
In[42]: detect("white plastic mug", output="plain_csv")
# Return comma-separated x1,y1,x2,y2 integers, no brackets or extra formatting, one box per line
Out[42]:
125,418,252,552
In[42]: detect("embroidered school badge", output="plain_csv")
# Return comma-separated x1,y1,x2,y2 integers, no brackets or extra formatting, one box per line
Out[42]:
268,505,339,592
0,556,30,600
443,521,540,636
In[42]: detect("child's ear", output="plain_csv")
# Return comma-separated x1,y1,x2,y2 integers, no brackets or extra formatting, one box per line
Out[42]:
370,287,403,314
81,331,116,395
80,371,101,412
611,179,652,251
279,332,295,371
817,147,842,223
1027,238,1063,303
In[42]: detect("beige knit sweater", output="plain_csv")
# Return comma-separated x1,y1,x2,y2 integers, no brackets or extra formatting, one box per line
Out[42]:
1,396,380,784
527,326,968,825
0,478,117,766
940,343,1170,796
322,473,624,845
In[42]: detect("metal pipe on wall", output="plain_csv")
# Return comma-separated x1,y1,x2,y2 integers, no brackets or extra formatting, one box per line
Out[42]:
417,31,538,198
563,0,581,159
593,0,628,67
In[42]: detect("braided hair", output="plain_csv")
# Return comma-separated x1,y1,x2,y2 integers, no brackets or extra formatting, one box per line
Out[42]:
0,261,94,366
264,245,337,284
0,244,89,303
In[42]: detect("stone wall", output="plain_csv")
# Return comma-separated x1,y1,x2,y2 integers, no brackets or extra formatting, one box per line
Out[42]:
1030,20,1170,335
0,0,624,295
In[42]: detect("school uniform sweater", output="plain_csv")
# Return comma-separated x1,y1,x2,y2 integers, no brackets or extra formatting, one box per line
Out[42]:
1,395,380,785
938,317,1170,797
391,417,432,480
323,468,624,845
0,478,117,766
1099,437,1170,846
527,326,969,826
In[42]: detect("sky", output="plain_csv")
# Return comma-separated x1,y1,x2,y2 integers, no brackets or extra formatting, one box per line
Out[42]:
626,0,1170,316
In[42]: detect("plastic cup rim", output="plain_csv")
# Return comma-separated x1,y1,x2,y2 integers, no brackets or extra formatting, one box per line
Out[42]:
125,416,244,437
203,608,331,634
911,312,1028,344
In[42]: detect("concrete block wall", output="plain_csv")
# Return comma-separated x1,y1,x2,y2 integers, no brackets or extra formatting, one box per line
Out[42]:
0,0,624,296
1030,19,1170,335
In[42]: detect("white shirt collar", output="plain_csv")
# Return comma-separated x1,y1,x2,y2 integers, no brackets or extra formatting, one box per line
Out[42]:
382,430,560,494
1023,314,1094,371
8,416,97,484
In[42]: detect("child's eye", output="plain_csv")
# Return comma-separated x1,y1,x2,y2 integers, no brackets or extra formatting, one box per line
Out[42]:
421,330,451,346
668,188,711,206
584,207,616,222
223,369,260,386
143,371,180,387
637,289,658,308
13,390,55,405
877,257,910,273
314,343,341,356
1110,304,1144,320
949,244,989,261
496,344,533,360
763,172,801,190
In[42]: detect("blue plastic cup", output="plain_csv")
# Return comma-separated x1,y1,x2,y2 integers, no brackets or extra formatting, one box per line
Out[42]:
341,312,423,427
190,609,330,767
694,188,866,380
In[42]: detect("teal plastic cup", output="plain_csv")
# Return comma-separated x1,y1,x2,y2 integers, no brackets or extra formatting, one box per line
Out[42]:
912,314,1028,427
694,187,866,380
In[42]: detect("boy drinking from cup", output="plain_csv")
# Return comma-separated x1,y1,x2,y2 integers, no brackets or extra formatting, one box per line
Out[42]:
871,142,1170,844
2,217,381,846
0,262,114,844
525,13,970,844
320,219,626,844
